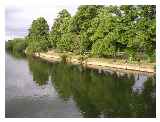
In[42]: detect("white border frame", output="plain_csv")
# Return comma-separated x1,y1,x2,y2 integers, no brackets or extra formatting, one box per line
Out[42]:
0,0,160,121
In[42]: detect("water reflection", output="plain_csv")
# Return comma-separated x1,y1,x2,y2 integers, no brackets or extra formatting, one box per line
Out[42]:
27,57,156,118
6,50,26,59
28,57,51,86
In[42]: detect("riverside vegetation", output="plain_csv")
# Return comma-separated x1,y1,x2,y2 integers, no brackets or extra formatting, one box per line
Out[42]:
6,5,156,69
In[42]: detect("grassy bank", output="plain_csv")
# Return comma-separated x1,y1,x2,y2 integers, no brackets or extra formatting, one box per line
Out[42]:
34,50,155,73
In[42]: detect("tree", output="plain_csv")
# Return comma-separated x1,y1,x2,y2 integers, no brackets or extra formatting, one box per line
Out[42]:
70,5,103,53
49,9,71,50
23,5,155,62
26,17,49,54
5,38,26,53
91,6,122,58
123,5,156,61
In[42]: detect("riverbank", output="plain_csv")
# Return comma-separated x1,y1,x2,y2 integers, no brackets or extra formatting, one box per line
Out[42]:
34,50,156,74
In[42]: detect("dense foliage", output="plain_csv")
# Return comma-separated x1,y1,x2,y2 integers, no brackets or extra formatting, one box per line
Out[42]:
5,38,27,58
49,5,156,61
6,5,156,62
6,38,27,53
26,17,50,54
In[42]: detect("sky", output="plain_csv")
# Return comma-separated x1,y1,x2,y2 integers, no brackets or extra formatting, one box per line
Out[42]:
5,5,78,40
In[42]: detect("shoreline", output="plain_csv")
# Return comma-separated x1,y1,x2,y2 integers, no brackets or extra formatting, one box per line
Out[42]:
33,50,155,74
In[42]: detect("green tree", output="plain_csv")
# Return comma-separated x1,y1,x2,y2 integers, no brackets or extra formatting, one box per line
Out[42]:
91,6,121,58
26,17,49,54
120,5,156,61
70,5,103,53
23,5,155,62
49,9,72,50
5,38,26,53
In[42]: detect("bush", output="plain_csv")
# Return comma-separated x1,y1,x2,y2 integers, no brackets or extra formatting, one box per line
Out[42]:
6,38,27,53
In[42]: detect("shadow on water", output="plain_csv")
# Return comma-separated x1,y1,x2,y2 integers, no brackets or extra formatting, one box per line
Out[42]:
27,57,156,118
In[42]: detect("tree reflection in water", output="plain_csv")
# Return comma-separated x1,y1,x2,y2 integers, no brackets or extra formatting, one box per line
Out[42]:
28,57,51,86
28,57,156,118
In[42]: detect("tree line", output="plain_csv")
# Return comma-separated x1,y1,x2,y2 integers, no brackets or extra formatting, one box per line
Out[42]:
6,5,156,62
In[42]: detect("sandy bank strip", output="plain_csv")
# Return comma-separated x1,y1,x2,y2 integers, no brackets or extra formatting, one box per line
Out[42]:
34,52,155,74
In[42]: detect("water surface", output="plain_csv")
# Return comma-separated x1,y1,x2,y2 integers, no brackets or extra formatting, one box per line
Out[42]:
5,52,156,118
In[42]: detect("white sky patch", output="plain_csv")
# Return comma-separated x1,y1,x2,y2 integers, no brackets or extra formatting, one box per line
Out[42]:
5,5,78,40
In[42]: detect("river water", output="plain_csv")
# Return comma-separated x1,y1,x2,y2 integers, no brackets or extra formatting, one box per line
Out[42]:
5,52,156,118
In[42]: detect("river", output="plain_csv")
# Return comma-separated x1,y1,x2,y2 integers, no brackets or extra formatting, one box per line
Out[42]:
5,52,156,118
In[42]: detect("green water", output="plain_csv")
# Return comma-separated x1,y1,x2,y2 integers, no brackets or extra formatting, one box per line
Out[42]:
5,52,156,118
